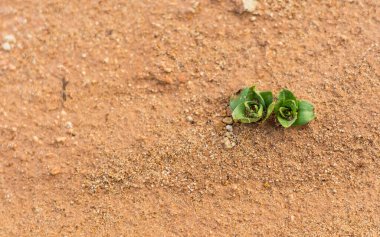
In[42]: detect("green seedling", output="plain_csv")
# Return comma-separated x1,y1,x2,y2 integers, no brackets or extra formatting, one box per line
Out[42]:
274,89,315,128
229,86,275,124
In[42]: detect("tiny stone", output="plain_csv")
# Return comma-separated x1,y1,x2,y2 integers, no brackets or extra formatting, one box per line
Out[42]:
243,0,258,12
250,16,257,22
45,153,58,159
225,131,233,138
223,139,235,149
222,117,233,125
32,136,39,142
49,166,61,176
263,182,271,188
65,121,73,129
226,125,233,132
163,67,172,73
103,57,109,63
235,0,258,13
186,116,194,123
55,137,67,143
82,79,91,87
3,34,16,42
2,42,11,51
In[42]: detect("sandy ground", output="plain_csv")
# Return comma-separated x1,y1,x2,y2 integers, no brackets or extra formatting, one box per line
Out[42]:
1,0,380,236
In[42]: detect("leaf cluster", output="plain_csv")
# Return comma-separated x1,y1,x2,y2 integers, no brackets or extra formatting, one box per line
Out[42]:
229,86,315,128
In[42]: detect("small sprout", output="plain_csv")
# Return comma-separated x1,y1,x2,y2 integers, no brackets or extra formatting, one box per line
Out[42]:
274,89,316,128
229,86,274,124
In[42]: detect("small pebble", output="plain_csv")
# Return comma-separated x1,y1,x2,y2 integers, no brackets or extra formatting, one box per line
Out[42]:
2,42,11,51
32,136,39,142
223,138,236,149
3,34,16,42
186,115,194,123
243,0,258,12
65,121,73,129
49,166,61,176
235,0,258,13
45,153,58,159
163,67,172,73
226,125,233,132
225,131,233,138
55,137,67,143
222,117,233,125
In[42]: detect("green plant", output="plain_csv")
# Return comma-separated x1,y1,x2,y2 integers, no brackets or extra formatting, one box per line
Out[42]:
274,89,315,128
229,86,274,123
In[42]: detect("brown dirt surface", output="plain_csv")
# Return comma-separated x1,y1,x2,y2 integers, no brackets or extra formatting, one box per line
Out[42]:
1,0,380,236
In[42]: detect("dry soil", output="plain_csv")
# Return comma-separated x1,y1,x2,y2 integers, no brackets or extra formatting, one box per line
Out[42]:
1,0,380,236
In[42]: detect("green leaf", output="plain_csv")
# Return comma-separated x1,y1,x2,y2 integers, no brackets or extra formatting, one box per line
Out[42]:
275,96,298,127
262,102,275,122
251,87,265,106
279,107,290,118
277,114,297,128
230,85,276,124
274,100,282,114
244,101,263,118
278,89,296,102
282,99,297,110
259,91,273,107
297,100,314,111
232,103,261,123
229,87,254,111
293,100,315,126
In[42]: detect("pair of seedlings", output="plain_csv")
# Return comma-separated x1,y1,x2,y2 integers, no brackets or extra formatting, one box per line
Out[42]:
230,86,315,128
